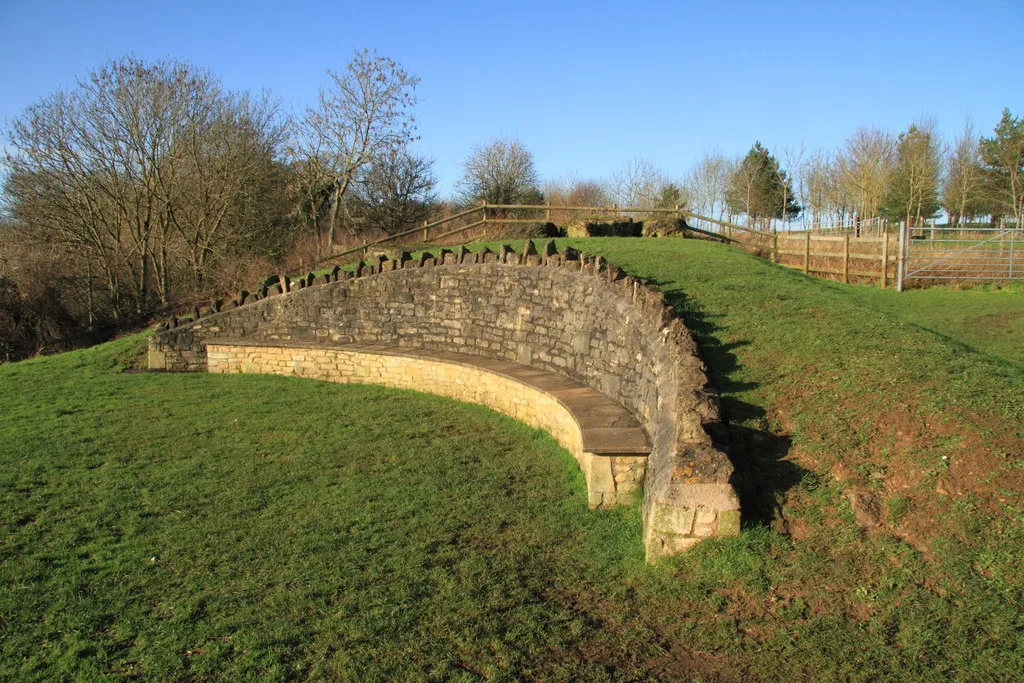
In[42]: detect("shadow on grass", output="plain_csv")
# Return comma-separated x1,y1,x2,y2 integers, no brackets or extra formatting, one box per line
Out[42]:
655,283,808,530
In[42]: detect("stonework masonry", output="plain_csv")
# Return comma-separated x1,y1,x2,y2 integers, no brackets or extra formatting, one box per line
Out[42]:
149,243,741,560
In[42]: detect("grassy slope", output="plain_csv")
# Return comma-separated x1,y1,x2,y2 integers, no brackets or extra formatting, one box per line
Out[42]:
564,238,1024,675
0,335,653,680
2,238,1023,680
862,284,1024,368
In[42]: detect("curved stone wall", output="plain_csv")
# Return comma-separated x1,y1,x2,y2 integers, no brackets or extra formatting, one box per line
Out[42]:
149,243,740,560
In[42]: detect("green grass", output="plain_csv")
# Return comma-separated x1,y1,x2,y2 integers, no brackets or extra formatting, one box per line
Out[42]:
861,283,1024,367
3,238,1024,679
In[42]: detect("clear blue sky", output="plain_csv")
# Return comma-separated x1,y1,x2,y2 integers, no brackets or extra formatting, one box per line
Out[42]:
1,0,1021,196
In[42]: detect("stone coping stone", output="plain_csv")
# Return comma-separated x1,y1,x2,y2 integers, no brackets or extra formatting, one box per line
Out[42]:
209,338,652,456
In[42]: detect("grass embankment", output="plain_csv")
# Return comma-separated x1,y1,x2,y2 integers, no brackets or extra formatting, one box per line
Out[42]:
2,238,1023,679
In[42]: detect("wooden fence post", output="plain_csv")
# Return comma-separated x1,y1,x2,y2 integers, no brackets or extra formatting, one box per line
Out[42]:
1010,226,1017,279
843,234,850,283
771,233,779,263
422,220,429,242
896,221,906,292
803,231,810,274
880,227,889,289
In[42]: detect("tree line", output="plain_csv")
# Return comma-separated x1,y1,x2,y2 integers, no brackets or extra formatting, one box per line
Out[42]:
682,114,1024,232
2,52,1022,361
0,53,437,360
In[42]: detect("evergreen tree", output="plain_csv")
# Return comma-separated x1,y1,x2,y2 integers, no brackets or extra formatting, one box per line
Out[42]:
726,142,800,229
880,123,941,225
980,109,1024,227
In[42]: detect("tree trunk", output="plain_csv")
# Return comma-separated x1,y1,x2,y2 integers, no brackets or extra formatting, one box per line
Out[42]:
157,244,169,305
327,182,341,251
86,261,95,330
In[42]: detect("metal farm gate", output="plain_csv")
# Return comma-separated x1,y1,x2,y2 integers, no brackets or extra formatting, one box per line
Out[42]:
897,223,1024,290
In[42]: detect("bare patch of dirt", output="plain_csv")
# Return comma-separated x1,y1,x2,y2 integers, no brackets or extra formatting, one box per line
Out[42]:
768,371,1024,557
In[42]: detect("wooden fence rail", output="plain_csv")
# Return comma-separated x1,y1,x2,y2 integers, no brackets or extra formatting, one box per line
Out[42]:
317,202,701,266
771,231,897,287
315,202,899,288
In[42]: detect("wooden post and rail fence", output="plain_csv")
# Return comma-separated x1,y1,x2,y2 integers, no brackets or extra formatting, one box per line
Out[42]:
318,202,699,265
315,204,954,290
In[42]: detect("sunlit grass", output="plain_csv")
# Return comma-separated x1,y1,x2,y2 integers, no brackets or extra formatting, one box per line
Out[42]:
3,238,1024,679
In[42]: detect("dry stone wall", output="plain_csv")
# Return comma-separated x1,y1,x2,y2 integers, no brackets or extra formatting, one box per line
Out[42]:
149,242,740,560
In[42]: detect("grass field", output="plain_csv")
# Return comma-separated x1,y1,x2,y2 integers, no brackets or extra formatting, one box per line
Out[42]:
2,238,1023,680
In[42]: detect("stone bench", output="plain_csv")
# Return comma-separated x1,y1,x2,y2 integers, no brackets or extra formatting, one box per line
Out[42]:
205,339,652,509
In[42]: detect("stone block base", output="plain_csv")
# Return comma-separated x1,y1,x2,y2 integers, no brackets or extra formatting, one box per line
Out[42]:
643,483,741,562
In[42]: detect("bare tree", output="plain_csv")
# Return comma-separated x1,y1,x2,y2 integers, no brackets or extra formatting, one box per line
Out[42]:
685,150,731,220
941,119,986,225
801,149,849,225
294,50,419,248
779,143,806,230
457,136,539,205
2,56,286,320
838,127,896,222
610,157,667,208
169,90,286,290
542,175,613,226
357,146,437,235
542,175,611,207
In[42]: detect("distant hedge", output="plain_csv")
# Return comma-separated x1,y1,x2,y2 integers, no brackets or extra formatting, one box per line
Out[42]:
585,220,643,237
